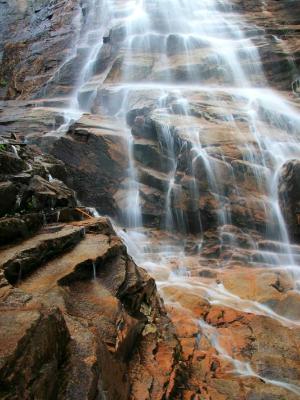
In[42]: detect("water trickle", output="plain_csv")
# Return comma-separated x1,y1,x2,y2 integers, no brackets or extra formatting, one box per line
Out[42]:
124,128,142,228
48,174,54,182
199,319,300,396
11,145,19,158
15,194,22,209
42,213,47,226
87,207,100,218
92,261,97,280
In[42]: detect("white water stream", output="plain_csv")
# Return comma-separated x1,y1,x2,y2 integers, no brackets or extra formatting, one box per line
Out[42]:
40,0,300,395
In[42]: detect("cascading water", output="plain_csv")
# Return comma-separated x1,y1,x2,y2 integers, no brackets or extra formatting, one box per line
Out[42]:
41,0,300,396
41,0,114,135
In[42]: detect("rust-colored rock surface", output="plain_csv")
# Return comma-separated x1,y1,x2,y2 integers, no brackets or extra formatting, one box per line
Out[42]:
0,216,185,399
0,139,183,399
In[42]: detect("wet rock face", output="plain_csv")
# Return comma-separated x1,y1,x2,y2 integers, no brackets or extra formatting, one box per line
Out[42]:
0,0,81,99
0,0,298,237
124,99,275,234
279,160,300,241
0,307,70,400
0,0,298,101
0,136,79,244
0,138,183,400
230,0,300,91
37,114,130,216
0,216,182,400
130,226,300,400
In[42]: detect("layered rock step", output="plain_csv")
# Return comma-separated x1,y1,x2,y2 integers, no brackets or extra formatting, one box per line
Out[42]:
0,216,186,400
0,137,185,399
3,215,300,400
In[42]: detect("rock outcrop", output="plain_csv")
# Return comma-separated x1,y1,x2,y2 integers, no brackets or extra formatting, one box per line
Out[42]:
0,139,185,399
0,217,184,399
279,159,300,241
233,0,300,92
0,135,78,243
0,0,81,100
37,114,130,216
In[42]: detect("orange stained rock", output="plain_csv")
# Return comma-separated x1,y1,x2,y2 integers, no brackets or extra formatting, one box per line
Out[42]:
205,306,244,326
163,286,210,316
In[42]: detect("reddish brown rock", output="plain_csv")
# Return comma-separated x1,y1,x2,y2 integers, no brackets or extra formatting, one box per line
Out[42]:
0,216,184,399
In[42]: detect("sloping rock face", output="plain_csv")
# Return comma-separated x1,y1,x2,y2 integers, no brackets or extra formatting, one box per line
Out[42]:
0,140,185,399
0,0,81,100
118,226,300,400
1,0,299,100
37,114,130,216
0,0,298,232
232,0,300,91
0,217,183,399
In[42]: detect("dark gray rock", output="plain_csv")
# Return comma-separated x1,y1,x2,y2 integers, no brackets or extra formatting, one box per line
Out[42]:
0,213,44,245
0,181,18,216
22,175,76,211
279,159,300,242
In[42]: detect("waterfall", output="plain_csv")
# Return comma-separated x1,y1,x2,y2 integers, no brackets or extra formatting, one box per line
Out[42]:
94,0,300,267
42,0,300,395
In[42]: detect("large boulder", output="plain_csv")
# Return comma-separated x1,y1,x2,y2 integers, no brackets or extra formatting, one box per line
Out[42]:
0,150,27,174
22,175,76,211
39,114,129,216
0,182,18,216
0,213,44,245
